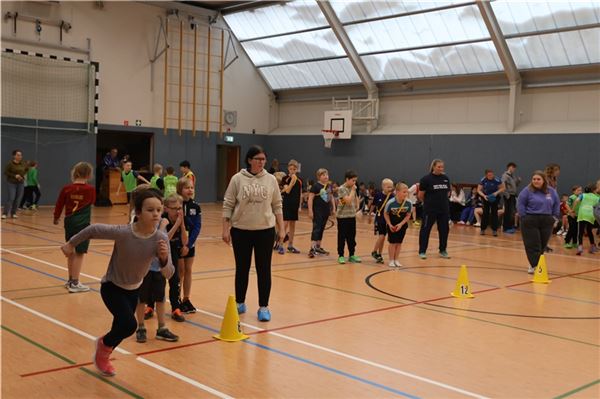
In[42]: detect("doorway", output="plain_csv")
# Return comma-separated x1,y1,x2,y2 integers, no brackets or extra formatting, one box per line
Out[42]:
216,145,240,200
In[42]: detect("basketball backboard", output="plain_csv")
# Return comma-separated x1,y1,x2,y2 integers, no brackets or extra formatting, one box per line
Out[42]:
323,110,352,139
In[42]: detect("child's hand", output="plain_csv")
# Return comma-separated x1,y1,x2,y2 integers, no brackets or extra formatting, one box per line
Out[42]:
61,242,74,257
180,245,190,257
157,240,169,262
53,218,60,225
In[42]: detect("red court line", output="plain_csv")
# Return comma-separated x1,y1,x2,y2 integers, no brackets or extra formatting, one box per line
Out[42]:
20,266,600,379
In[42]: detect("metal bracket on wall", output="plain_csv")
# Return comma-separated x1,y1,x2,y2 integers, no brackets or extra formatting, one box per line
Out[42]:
4,12,71,43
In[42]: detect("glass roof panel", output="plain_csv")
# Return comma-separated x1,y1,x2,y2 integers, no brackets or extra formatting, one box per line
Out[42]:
224,1,327,41
329,1,467,23
361,41,502,81
346,4,490,54
242,29,345,66
259,58,362,90
491,1,600,36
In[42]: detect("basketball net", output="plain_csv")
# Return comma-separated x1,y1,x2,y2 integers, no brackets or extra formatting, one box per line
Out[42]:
322,129,339,149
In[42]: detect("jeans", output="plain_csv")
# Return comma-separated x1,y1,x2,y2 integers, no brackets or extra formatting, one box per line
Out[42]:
3,182,24,216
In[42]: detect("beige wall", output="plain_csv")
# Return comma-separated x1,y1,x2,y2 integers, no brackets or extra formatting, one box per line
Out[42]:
1,1,271,133
272,85,600,135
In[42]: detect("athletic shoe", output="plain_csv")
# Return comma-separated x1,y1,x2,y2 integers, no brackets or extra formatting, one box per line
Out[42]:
348,255,362,263
556,228,564,236
563,243,575,249
308,249,316,258
136,327,147,343
439,251,451,259
171,309,185,322
257,307,271,322
389,261,397,267
156,328,179,342
337,256,346,264
144,306,154,320
277,245,285,255
93,336,116,376
504,228,516,234
1,214,6,219
236,302,247,314
315,247,329,255
413,220,421,226
287,246,300,254
68,281,90,293
527,266,535,274
375,255,384,264
394,261,403,267
457,221,465,225
419,252,427,260
492,230,498,237
576,245,583,255
371,251,380,261
181,299,197,314
11,214,18,219
30,204,38,210
590,245,598,254
474,222,481,227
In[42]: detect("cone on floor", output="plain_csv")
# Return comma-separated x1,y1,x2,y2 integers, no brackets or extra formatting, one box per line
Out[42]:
213,295,249,342
451,265,474,298
532,255,551,284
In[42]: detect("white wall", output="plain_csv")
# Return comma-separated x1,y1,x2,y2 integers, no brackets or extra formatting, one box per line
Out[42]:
272,85,600,135
1,1,271,133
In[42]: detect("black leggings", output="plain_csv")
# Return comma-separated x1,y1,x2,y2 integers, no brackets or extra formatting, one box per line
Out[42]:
564,215,578,244
231,227,274,307
311,212,329,241
19,186,41,207
100,281,139,348
521,215,554,267
337,217,356,257
418,211,449,253
578,221,596,246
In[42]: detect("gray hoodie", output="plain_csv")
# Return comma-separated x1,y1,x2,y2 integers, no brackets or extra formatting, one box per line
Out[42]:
223,168,283,230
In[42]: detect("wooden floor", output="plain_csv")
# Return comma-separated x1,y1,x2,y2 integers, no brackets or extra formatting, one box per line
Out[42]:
2,204,599,399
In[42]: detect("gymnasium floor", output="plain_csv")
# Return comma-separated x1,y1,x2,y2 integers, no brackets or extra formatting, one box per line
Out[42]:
1,204,599,399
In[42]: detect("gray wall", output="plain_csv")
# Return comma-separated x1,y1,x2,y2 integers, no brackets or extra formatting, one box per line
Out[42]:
264,134,600,194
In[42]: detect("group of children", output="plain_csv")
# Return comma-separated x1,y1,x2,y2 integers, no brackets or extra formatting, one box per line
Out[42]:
53,159,203,370
560,182,600,255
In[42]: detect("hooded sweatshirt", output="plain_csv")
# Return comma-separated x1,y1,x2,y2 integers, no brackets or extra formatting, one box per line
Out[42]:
223,168,283,230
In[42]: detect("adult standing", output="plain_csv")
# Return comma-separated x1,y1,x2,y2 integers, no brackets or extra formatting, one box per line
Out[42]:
418,159,451,259
3,149,27,219
103,148,120,171
544,163,560,189
477,169,505,236
501,162,521,234
222,145,285,322
517,171,560,274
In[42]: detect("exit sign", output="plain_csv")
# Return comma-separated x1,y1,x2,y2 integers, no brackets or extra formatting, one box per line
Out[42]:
224,135,234,143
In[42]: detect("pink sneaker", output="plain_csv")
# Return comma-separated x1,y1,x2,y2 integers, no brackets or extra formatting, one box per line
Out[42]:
93,336,116,376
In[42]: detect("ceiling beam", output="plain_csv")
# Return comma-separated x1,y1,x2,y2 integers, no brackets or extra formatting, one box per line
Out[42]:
317,0,377,99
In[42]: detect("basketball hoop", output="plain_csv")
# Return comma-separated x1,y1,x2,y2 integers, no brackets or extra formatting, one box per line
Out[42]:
322,129,339,149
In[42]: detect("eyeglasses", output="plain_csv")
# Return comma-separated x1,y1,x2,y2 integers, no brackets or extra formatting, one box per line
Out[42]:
252,157,266,161
166,206,182,210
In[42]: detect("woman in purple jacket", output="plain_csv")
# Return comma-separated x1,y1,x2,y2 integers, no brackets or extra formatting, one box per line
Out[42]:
517,171,560,274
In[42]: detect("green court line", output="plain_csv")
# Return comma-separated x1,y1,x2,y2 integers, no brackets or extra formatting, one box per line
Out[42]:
1,325,143,399
9,292,73,301
273,274,600,348
553,379,600,399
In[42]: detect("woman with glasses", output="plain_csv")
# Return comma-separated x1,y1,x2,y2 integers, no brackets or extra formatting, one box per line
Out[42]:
222,145,285,322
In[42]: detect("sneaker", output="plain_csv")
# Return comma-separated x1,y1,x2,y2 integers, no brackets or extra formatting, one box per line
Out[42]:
394,260,403,267
577,245,583,256
237,302,247,314
527,266,535,274
457,221,465,225
136,327,147,343
474,222,481,227
181,299,196,314
257,307,271,322
144,306,154,320
419,252,427,260
277,245,285,255
93,337,116,376
171,308,185,322
439,251,451,259
11,214,18,219
504,228,516,234
337,256,346,264
492,230,498,237
375,255,384,264
556,229,564,236
371,251,380,261
389,261,397,267
563,243,574,249
156,328,179,342
348,255,362,263
308,249,316,258
30,204,38,210
68,281,90,293
590,245,598,254
315,247,329,255
413,220,421,226
1,214,6,219
287,246,300,254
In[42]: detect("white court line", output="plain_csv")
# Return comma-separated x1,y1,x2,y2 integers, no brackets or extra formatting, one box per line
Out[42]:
1,248,101,281
4,249,490,398
0,296,233,399
453,241,600,263
2,243,114,251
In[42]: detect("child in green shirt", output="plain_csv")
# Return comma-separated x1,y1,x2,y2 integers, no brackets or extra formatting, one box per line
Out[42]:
20,160,41,210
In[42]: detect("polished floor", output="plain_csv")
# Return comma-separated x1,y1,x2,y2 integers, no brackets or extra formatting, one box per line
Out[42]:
1,204,599,398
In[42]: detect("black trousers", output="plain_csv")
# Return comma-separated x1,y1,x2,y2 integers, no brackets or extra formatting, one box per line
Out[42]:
481,200,499,231
520,215,554,267
578,221,596,246
418,211,449,253
337,217,356,257
19,186,41,207
100,281,139,348
564,215,578,244
311,211,329,241
503,195,516,230
231,227,274,307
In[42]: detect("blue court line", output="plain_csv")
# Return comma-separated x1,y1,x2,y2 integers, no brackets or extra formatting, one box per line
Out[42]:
2,227,110,257
507,286,600,306
3,255,421,399
2,258,100,293
398,268,500,288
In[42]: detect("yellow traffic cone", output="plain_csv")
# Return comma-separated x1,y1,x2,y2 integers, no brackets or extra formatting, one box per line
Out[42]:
213,295,249,342
532,255,551,284
451,265,474,298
